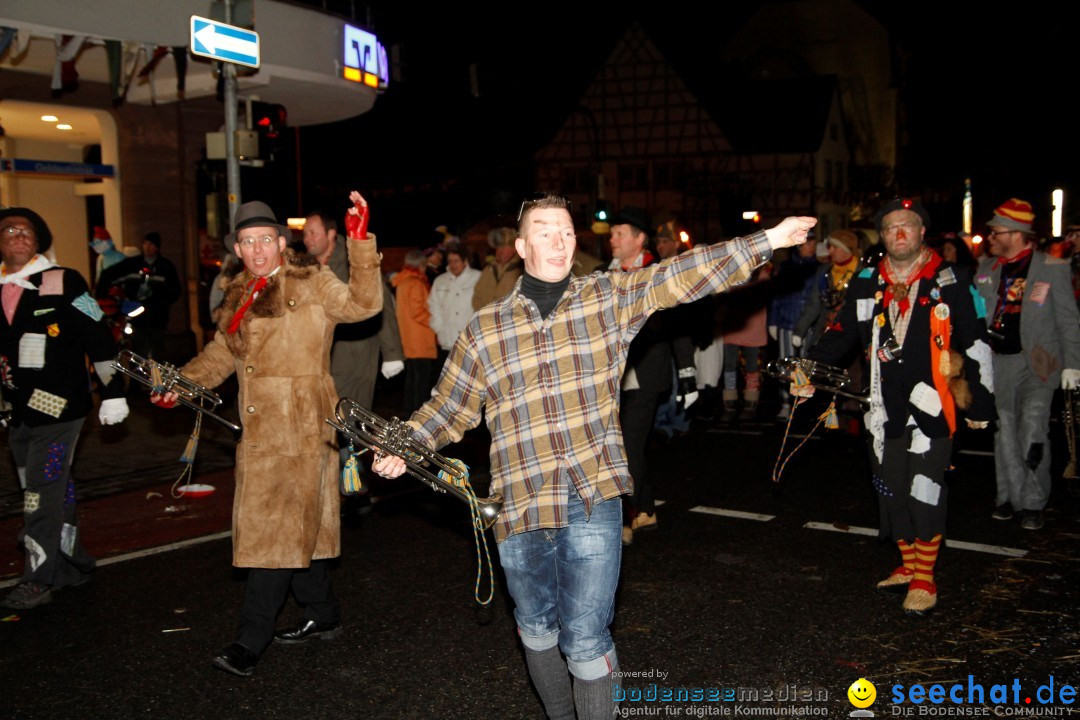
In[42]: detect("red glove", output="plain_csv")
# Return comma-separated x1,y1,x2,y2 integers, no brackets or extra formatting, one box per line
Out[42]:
344,190,369,240
151,394,177,409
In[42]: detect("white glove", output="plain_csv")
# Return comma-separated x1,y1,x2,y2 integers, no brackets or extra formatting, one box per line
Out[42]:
381,360,405,380
680,390,699,409
99,398,130,425
768,325,778,341
791,335,803,348
1062,368,1080,390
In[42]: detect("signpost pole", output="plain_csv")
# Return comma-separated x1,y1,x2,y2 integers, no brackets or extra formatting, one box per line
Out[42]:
223,0,241,231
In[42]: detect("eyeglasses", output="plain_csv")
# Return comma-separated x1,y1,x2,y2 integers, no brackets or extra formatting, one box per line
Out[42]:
237,235,277,247
881,221,920,235
517,192,572,223
1,225,35,239
986,229,1018,239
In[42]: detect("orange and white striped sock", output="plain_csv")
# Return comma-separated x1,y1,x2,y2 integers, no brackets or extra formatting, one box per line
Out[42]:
910,534,942,594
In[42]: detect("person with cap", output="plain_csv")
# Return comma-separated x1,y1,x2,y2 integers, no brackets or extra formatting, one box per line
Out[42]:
974,199,1080,531
801,197,994,616
372,192,814,719
473,227,522,309
95,230,181,360
88,226,125,285
153,194,384,677
0,207,130,610
792,228,862,353
608,206,688,543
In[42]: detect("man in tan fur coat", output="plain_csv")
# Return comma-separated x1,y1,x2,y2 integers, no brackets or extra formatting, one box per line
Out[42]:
156,195,382,676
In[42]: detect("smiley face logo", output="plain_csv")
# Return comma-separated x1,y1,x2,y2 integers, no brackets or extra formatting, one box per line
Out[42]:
848,678,876,708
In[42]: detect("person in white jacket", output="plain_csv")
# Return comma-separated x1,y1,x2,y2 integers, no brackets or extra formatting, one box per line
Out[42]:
428,245,481,356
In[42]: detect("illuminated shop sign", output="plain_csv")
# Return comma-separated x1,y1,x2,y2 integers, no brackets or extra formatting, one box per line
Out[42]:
343,24,388,89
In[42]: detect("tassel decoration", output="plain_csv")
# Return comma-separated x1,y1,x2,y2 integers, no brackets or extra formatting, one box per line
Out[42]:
820,399,839,430
340,444,366,495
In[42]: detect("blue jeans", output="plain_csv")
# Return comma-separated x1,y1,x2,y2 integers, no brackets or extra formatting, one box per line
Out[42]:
497,486,622,680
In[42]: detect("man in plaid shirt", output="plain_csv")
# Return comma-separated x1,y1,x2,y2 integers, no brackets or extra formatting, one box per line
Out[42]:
374,194,814,719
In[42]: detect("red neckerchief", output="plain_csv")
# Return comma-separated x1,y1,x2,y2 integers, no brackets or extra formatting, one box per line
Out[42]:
879,249,941,316
621,250,656,272
992,245,1033,270
227,273,270,334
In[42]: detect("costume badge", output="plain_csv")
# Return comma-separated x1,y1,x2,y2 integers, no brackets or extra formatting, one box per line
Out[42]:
930,287,941,301
876,313,886,327
874,291,883,303
27,388,67,418
24,491,41,514
934,303,950,320
47,323,60,337
72,292,105,322
33,308,55,316
39,269,64,296
1029,281,1050,306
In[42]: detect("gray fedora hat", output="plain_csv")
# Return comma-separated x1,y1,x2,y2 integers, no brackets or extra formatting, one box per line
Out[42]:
226,201,290,244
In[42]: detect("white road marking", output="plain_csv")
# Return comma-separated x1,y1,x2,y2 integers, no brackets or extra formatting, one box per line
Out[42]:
0,531,232,590
802,522,1026,557
690,506,776,522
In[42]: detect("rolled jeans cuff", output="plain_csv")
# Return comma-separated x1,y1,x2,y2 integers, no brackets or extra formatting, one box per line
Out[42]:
568,647,618,681
518,626,560,652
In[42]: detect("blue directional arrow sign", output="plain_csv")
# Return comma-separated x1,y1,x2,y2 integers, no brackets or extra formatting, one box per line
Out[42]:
190,15,260,69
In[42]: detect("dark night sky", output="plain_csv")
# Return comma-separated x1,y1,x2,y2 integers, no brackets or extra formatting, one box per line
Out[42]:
297,2,1079,241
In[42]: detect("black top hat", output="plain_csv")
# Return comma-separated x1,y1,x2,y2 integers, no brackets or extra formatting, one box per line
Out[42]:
226,201,290,244
611,206,653,236
0,207,53,254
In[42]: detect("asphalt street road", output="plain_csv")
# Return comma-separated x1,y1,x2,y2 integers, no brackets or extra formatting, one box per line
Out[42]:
2,408,1078,719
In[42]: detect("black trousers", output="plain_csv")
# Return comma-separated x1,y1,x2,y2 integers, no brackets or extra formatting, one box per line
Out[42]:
619,389,664,516
236,560,340,655
872,427,951,543
403,358,438,416
9,419,95,588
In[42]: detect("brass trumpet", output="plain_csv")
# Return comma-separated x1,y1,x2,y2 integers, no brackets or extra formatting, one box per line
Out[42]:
764,356,870,406
113,350,243,436
327,398,503,530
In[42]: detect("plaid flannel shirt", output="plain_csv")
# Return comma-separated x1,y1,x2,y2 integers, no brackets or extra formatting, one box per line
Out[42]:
409,231,772,541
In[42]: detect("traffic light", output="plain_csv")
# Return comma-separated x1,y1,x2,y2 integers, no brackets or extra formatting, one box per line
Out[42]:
249,101,287,161
591,200,610,235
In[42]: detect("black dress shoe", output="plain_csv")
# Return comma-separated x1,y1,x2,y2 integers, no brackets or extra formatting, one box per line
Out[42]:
212,643,258,677
274,619,342,644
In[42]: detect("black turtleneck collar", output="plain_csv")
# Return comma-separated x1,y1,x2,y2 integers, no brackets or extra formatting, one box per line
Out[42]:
520,272,571,320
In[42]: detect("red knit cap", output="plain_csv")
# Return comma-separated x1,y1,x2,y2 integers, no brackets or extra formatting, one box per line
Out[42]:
92,226,111,240
987,198,1035,233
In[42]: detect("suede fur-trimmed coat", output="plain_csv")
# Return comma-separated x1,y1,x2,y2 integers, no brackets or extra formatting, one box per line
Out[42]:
182,238,383,568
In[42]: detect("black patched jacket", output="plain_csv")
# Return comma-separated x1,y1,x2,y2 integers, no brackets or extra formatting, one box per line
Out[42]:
1,267,124,427
809,259,995,440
